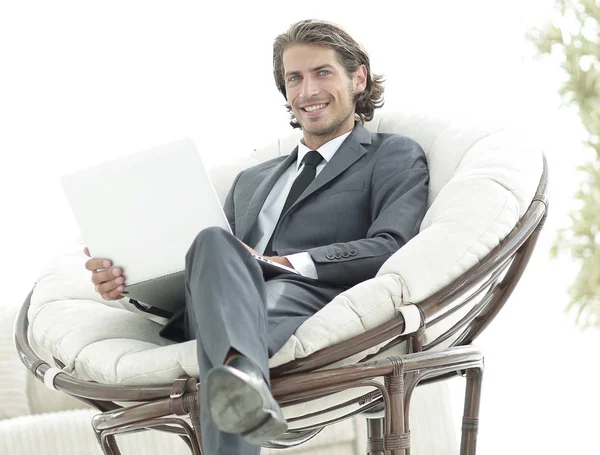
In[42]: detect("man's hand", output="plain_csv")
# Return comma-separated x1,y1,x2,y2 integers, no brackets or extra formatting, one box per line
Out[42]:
240,242,295,270
84,247,126,300
264,255,293,269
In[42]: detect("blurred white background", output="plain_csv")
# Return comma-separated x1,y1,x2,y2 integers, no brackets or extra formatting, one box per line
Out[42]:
1,1,598,453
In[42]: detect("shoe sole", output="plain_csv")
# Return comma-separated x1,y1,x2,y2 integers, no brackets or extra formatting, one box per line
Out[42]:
205,366,288,445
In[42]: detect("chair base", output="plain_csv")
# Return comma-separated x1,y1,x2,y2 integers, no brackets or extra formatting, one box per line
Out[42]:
87,346,483,455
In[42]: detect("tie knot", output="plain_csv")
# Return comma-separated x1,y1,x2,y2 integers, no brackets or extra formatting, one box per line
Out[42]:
302,150,323,167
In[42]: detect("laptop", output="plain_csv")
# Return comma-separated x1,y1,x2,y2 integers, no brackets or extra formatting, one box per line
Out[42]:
60,138,299,313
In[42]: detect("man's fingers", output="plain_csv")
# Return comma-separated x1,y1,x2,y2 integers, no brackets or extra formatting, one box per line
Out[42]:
85,258,113,272
90,267,122,285
84,255,125,301
101,289,125,301
96,277,125,295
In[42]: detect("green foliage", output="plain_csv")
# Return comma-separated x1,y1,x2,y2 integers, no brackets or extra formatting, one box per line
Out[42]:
531,0,600,328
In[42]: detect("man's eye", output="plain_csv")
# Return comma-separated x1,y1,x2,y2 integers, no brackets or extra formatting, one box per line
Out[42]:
318,70,330,76
288,75,300,83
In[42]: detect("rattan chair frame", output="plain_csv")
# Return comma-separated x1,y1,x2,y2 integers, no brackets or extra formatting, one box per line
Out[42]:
14,157,548,455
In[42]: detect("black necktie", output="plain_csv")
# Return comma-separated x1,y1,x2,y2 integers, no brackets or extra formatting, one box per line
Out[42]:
264,150,323,256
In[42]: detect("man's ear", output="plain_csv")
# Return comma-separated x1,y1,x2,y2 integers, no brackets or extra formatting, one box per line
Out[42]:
354,64,368,92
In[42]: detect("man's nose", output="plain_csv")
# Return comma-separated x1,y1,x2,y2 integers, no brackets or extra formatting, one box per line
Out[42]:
301,77,319,99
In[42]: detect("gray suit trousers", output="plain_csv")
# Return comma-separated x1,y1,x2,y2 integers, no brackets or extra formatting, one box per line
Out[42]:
183,227,345,455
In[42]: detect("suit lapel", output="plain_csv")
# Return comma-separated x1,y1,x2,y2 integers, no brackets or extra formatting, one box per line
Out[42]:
240,147,298,243
282,123,373,217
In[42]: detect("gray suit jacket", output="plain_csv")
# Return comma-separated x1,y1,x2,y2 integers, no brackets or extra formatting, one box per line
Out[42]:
224,123,429,288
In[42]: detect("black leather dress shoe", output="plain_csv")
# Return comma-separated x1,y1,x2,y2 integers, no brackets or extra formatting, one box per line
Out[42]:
204,356,288,445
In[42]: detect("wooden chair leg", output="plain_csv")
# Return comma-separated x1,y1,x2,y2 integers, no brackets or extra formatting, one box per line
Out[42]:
95,431,121,455
385,359,410,454
460,368,483,455
366,417,385,455
184,391,204,454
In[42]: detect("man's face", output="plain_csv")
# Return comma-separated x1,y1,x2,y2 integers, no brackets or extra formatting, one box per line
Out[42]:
282,44,367,149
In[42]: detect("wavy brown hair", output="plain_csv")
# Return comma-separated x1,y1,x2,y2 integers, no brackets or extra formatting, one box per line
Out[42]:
273,19,385,129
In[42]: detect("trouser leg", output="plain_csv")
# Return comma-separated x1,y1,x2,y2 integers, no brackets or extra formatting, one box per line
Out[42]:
184,226,344,455
195,338,260,455
185,226,270,379
185,227,267,455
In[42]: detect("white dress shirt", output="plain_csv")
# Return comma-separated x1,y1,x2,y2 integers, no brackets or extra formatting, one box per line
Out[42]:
253,132,352,279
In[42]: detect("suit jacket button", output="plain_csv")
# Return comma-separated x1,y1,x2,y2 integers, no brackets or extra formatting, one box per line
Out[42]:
334,252,342,259
326,252,335,260
349,249,358,256
342,251,350,258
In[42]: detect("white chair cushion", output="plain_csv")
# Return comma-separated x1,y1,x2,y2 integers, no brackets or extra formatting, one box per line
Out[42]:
265,113,541,364
29,111,541,386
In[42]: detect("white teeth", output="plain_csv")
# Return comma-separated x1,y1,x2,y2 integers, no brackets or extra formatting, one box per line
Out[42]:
304,103,327,112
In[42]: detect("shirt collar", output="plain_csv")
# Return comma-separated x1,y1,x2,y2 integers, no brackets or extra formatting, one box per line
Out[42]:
296,131,352,171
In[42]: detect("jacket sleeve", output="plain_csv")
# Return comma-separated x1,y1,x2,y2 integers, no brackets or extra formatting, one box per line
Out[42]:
305,137,429,287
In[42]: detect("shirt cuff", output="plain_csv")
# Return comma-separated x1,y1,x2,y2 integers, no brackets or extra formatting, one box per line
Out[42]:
285,252,318,279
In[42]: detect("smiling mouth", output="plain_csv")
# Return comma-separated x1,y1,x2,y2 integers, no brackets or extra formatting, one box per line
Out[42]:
302,103,329,113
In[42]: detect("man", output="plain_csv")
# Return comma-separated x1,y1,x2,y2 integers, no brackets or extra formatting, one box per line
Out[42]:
85,19,428,455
